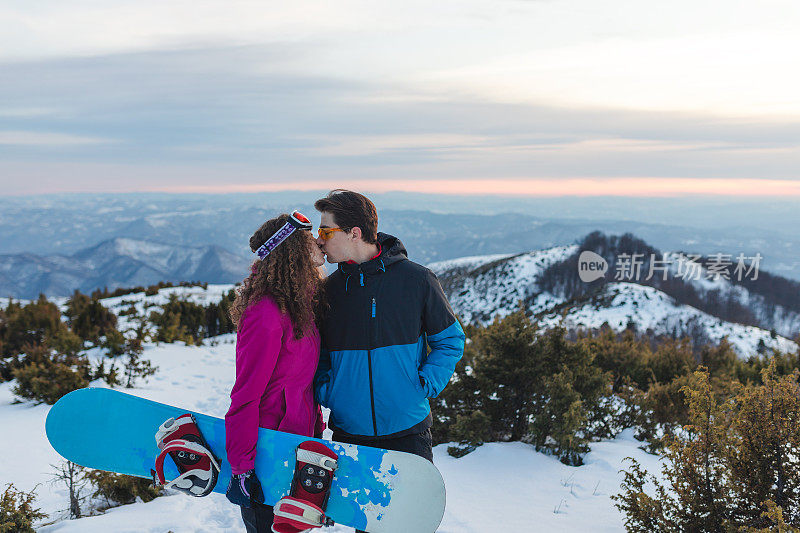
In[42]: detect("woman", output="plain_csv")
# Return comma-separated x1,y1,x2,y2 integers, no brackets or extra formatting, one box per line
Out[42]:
224,211,326,533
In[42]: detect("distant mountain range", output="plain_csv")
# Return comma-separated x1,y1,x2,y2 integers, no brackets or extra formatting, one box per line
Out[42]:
2,193,800,298
430,233,800,357
0,238,248,299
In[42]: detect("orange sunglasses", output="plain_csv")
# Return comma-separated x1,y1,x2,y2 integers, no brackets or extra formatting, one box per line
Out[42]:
317,227,346,240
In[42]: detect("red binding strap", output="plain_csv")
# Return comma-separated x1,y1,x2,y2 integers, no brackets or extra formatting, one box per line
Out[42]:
272,496,328,533
151,414,221,498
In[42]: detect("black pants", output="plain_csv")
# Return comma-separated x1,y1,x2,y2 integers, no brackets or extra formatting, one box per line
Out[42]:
333,428,434,533
332,428,434,463
240,501,274,533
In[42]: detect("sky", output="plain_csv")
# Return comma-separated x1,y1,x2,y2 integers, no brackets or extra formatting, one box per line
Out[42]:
1,0,800,197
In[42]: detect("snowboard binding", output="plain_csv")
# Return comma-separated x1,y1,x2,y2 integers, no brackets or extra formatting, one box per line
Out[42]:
151,413,221,497
272,441,339,533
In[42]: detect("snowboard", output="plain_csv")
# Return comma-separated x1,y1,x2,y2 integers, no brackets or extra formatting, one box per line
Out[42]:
45,388,446,533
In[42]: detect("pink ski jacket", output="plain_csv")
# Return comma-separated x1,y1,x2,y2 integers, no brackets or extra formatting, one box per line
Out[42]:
225,296,323,475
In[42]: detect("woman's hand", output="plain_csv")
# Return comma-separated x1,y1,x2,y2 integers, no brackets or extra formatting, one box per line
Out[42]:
226,469,265,508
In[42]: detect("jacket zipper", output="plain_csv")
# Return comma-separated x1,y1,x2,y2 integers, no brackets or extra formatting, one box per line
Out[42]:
367,296,378,436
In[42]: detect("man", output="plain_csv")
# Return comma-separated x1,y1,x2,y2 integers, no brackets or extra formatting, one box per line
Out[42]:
314,189,465,467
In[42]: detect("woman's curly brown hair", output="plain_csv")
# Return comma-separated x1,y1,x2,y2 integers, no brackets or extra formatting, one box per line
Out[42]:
230,214,325,339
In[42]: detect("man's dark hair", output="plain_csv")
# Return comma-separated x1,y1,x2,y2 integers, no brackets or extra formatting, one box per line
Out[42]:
314,189,378,244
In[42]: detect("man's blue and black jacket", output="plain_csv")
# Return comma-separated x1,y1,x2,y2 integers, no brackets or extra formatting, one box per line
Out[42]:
314,232,465,438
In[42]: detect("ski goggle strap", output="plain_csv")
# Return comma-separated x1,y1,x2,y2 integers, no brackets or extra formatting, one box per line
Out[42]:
254,211,312,260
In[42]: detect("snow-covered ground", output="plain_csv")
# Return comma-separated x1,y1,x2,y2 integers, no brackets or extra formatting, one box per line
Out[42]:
0,284,236,333
1,335,664,532
98,284,236,332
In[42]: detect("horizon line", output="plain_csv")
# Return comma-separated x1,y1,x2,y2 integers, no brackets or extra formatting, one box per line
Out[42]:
6,177,800,198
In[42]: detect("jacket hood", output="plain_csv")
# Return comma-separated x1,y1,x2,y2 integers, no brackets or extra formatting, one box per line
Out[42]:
337,232,407,276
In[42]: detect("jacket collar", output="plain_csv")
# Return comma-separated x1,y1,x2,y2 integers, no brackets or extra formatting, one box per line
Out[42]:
337,232,407,276
345,244,382,265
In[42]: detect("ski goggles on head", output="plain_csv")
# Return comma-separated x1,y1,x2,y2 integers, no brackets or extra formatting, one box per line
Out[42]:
254,210,313,260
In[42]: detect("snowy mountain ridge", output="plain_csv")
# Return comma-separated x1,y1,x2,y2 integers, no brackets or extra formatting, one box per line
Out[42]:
91,271,800,358
429,245,799,358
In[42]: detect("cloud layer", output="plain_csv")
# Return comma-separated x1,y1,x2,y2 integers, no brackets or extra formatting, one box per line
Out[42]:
1,0,799,195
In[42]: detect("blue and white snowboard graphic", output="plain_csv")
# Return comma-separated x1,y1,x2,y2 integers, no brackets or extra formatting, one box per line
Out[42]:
45,388,446,533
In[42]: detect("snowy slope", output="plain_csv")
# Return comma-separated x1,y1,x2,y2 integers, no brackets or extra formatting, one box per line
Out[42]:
430,246,798,357
98,284,236,332
538,282,798,357
0,335,665,532
0,285,237,334
659,252,800,339
429,246,578,325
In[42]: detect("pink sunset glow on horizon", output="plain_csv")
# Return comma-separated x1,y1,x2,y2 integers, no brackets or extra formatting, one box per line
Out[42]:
151,178,800,198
